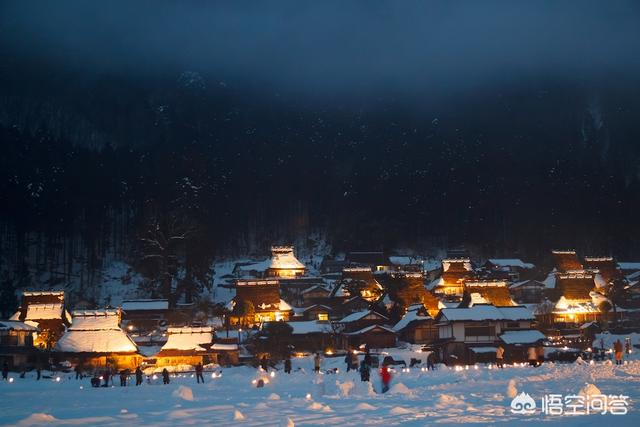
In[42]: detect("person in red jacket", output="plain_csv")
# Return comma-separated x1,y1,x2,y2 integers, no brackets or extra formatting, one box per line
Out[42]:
380,363,392,393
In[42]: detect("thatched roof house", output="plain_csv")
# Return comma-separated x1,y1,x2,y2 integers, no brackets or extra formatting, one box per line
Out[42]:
10,291,71,349
463,280,516,307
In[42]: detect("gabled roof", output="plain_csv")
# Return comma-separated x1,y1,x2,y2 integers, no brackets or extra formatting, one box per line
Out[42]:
343,324,397,335
160,327,213,352
555,272,595,301
393,307,433,332
25,303,64,320
438,304,534,322
339,309,388,323
285,320,334,335
510,280,546,289
551,250,583,272
55,310,137,354
301,285,330,295
270,246,305,270
0,320,39,332
464,281,516,306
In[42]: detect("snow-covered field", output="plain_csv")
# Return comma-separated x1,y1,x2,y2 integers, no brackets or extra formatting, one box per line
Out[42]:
1,354,639,426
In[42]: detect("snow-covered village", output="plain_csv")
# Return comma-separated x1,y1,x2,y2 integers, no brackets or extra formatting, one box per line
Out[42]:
2,1,640,426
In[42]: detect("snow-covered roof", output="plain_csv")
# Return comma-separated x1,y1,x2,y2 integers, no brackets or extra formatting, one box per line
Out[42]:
121,299,168,311
0,320,39,332
343,324,396,335
487,259,534,269
270,246,305,270
339,309,388,323
442,259,472,272
286,321,334,335
55,310,137,353
509,280,545,289
439,305,534,322
25,303,64,320
393,308,432,332
499,330,546,344
211,343,238,351
617,262,640,271
469,346,497,353
22,291,64,297
161,327,213,352
542,272,557,289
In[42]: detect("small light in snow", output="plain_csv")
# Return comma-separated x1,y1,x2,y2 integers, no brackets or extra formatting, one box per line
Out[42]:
9,378,14,383
55,377,61,382
474,365,479,370
305,393,312,400
152,374,158,380
80,386,84,389
251,379,257,384
99,376,103,380
270,371,275,378
586,347,592,352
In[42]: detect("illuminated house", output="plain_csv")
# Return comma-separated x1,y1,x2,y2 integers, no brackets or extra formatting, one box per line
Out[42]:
55,310,141,370
331,267,383,302
583,256,622,285
10,291,71,349
228,279,292,324
267,246,306,278
0,320,40,369
547,271,604,324
393,304,438,344
463,280,516,307
428,258,475,298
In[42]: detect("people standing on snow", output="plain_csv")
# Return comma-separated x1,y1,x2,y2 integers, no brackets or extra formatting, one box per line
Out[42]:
162,368,170,384
496,346,505,369
359,356,370,382
344,352,352,372
426,352,436,371
36,366,41,380
313,352,321,373
284,356,292,374
260,355,269,371
350,351,359,371
75,364,83,380
527,347,538,367
102,368,111,387
195,363,204,383
614,339,623,365
119,370,128,386
625,338,632,355
536,346,545,365
135,366,143,386
380,362,392,393
2,361,8,380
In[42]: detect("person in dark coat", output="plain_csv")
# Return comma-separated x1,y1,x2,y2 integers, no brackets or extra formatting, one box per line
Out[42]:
344,353,352,372
102,369,110,387
195,363,204,383
75,364,83,380
260,355,269,371
359,357,370,382
313,353,321,373
36,367,41,380
135,366,143,386
284,356,292,374
162,368,170,384
427,352,436,371
2,362,8,380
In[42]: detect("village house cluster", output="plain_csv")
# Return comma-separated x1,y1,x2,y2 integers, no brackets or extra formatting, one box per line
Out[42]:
1,246,639,372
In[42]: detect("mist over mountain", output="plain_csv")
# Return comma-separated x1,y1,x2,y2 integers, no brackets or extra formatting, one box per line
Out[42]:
1,1,640,302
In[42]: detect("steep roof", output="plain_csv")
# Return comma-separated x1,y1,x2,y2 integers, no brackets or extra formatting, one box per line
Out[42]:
583,257,622,284
464,281,516,306
270,246,305,270
551,250,583,272
339,309,388,323
393,306,433,332
555,272,595,301
55,310,137,353
121,299,169,311
25,303,64,320
0,320,39,332
160,327,213,352
343,324,397,335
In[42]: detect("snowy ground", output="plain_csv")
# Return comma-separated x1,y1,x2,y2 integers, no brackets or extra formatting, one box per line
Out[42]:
2,353,639,426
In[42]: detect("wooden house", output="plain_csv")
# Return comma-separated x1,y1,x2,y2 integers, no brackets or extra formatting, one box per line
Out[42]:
10,291,71,349
286,320,338,352
393,304,438,344
583,256,623,285
498,329,546,362
429,259,475,298
298,304,333,321
551,250,583,272
267,246,306,278
54,310,141,370
435,304,536,365
482,259,535,281
155,326,213,367
332,267,383,302
301,285,332,306
344,325,397,349
229,279,292,325
121,299,170,333
509,280,546,304
338,309,389,333
0,320,40,369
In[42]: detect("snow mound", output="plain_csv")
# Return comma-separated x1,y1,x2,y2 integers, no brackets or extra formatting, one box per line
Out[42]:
355,403,377,410
172,385,194,401
604,360,613,366
307,402,324,410
255,402,268,409
390,406,413,415
336,380,354,397
389,382,412,395
280,417,295,427
437,394,466,407
579,383,601,397
576,356,584,365
18,413,57,425
321,405,333,413
233,409,245,421
268,393,281,401
507,379,518,398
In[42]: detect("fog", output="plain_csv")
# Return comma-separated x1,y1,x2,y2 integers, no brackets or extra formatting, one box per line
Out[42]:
2,0,640,100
